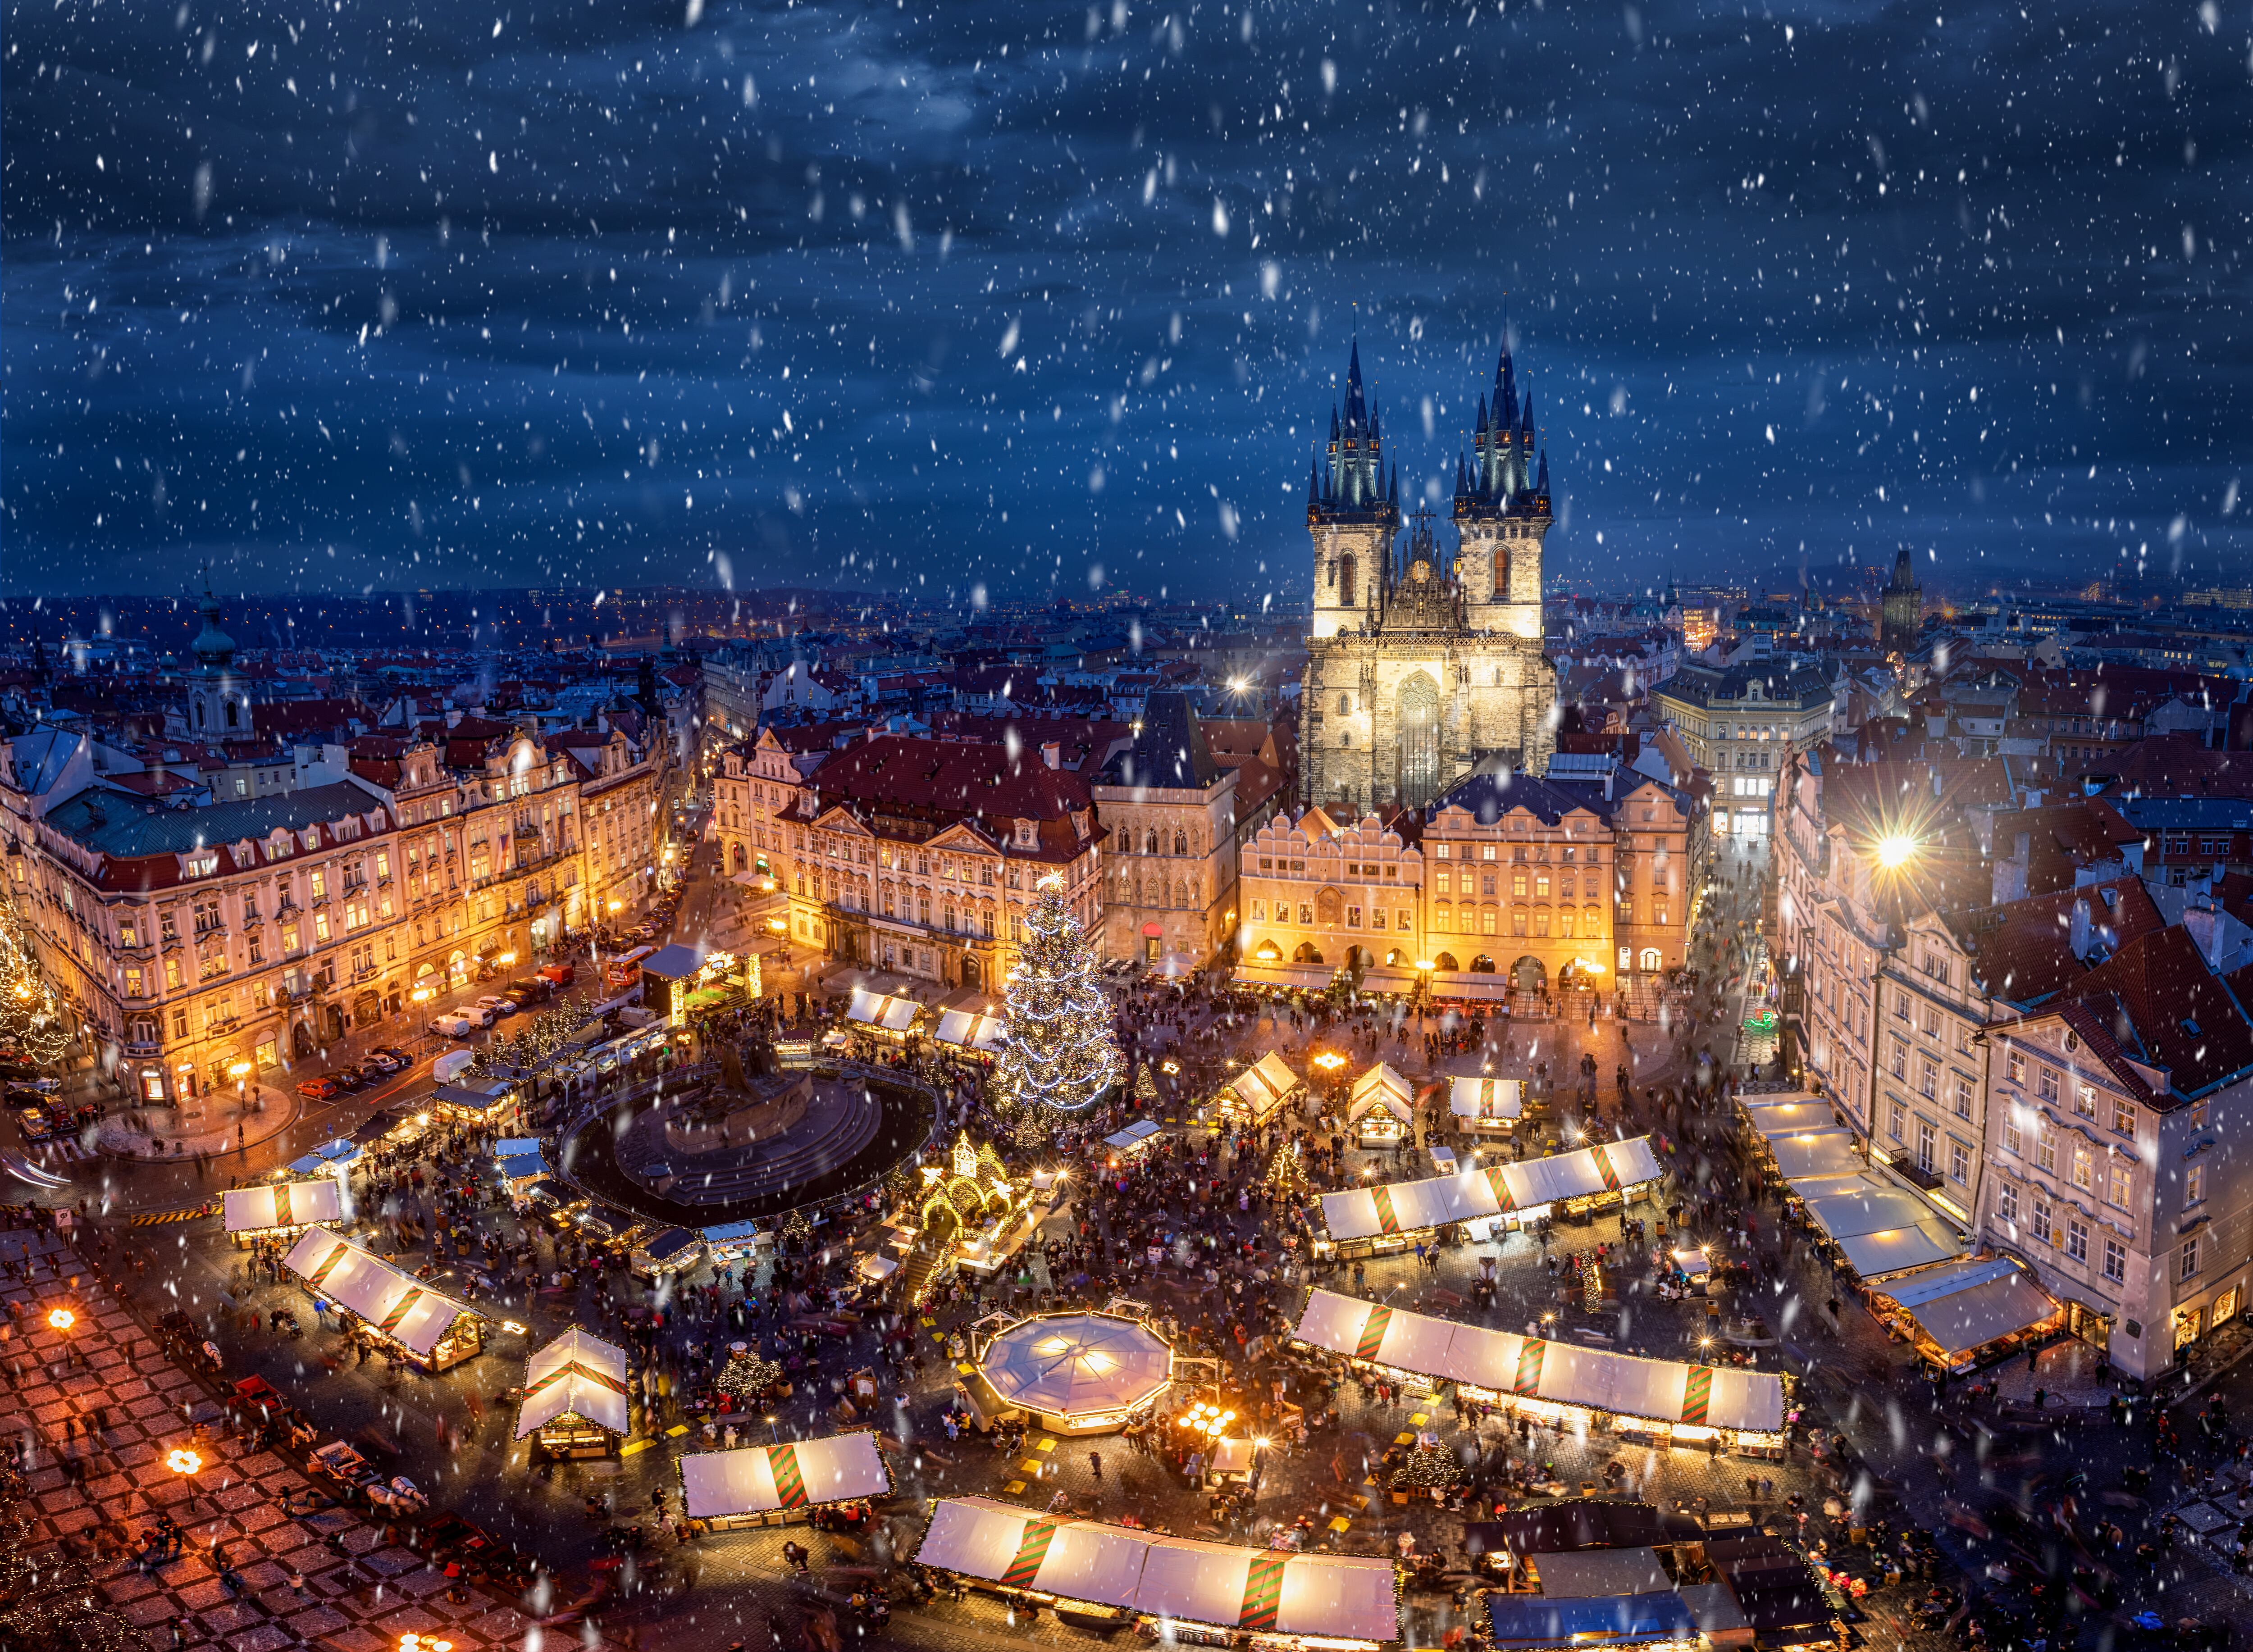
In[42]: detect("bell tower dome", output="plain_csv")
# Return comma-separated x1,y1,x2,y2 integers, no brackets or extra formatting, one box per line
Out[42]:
185,573,254,738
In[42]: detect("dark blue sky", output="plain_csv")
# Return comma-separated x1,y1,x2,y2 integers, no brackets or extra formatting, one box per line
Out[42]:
4,0,2247,605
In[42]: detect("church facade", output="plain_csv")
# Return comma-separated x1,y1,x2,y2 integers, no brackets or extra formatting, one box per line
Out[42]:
1299,342,1558,814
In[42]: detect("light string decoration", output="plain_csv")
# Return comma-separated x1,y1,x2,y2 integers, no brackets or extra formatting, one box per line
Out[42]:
992,874,1120,1126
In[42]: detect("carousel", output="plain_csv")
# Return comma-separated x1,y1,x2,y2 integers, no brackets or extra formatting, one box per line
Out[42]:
973,1310,1175,1437
516,1327,634,1459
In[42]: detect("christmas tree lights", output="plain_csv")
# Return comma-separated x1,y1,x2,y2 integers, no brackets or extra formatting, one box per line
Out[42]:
994,875,1120,1120
0,886,73,1068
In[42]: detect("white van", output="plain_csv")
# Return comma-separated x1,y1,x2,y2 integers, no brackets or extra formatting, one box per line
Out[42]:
431,1049,476,1086
429,1012,478,1039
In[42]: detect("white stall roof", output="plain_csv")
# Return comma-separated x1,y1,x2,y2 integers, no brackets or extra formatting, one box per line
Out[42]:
516,1327,632,1438
1103,1120,1164,1153
1319,1136,1664,1240
281,1231,480,1358
1765,1129,1862,1181
846,987,921,1032
1836,1222,1971,1279
1793,1170,1969,1277
223,1179,344,1234
1878,1257,2061,1356
1221,1051,1302,1121
935,1009,1009,1052
913,1498,1400,1643
1739,1096,1833,1137
678,1431,890,1519
1345,1063,1414,1123
1232,961,1333,990
1291,1289,1783,1433
1449,1076,1525,1120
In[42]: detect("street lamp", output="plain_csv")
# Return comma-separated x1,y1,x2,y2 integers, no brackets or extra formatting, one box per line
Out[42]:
46,1307,75,1332
1876,834,1918,870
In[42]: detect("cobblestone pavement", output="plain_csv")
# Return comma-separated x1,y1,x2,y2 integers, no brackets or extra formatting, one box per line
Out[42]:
2,1218,629,1652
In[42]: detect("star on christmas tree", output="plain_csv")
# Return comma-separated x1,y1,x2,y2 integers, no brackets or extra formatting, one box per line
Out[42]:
994,874,1121,1126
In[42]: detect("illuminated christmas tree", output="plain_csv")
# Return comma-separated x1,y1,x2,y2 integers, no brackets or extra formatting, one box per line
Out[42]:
994,875,1120,1127
0,888,72,1068
1388,1436,1465,1494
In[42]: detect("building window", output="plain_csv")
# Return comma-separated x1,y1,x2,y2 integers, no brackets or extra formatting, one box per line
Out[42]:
2113,1097,2137,1135
2037,1066,2060,1104
2103,1238,2126,1282
1953,1074,1974,1119
1949,1140,1970,1184
1888,1101,1906,1142
1919,1057,1938,1099
1916,1118,1936,1172
2066,1220,2089,1263
2031,1197,2052,1245
1998,1183,2019,1224
2036,1127,2057,1174
2182,1238,2201,1280
2007,1050,2026,1087
2188,1162,2206,1205
2003,1115,2023,1157
1890,1041,1907,1081
2075,1084,2097,1120
2107,1160,2132,1207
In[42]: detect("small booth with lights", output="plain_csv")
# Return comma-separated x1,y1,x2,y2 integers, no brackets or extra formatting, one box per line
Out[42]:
973,1310,1175,1437
1318,1135,1665,1256
280,1138,361,1182
679,1429,892,1529
1449,1075,1526,1140
934,1007,1010,1063
1213,1050,1303,1127
515,1326,634,1459
846,985,924,1043
430,1079,519,1126
281,1230,487,1373
1101,1120,1165,1163
1863,1255,2065,1376
1346,1062,1417,1147
914,1495,1402,1647
222,1179,346,1247
1291,1289,1787,1455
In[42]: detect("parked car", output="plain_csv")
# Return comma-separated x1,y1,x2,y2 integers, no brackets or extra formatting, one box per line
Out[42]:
27,1076,60,1094
476,994,520,1019
429,1012,479,1038
17,1109,54,1140
506,978,552,1006
431,1049,476,1086
538,963,576,988
362,1049,408,1075
296,1076,343,1101
4,1087,45,1110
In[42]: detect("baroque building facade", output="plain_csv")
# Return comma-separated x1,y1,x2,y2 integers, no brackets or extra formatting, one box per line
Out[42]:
1300,342,1557,814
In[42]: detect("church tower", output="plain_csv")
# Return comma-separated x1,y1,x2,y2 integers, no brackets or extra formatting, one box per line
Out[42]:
1308,342,1399,640
1454,342,1551,639
1880,548,1923,653
185,576,253,739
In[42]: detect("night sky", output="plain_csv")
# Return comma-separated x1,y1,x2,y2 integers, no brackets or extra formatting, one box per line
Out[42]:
4,0,2247,606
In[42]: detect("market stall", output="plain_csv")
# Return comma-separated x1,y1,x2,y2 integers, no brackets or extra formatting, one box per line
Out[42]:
280,1138,361,1181
222,1179,346,1247
845,986,923,1042
702,1219,769,1261
280,1230,486,1373
914,1496,1400,1646
515,1327,633,1458
430,1080,517,1125
1101,1120,1165,1162
1318,1136,1665,1252
1231,960,1335,992
1214,1050,1303,1127
1345,1062,1417,1147
975,1310,1174,1436
1789,1170,1967,1281
499,1151,550,1200
678,1429,892,1529
1450,1075,1526,1138
933,1008,1010,1060
1762,1129,1862,1183
1865,1255,2065,1374
1291,1289,1785,1450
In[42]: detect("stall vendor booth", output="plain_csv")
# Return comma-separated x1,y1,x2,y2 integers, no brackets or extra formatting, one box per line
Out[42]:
1102,1120,1165,1163
281,1138,360,1181
702,1219,770,1261
223,1179,346,1247
431,1079,516,1125
1291,1289,1786,1453
934,1008,1009,1061
1789,1170,1967,1281
1865,1255,2065,1375
1319,1136,1665,1256
1450,1076,1526,1138
680,1429,892,1529
915,1496,1401,1647
1736,1094,1834,1142
845,985,922,1042
515,1327,633,1459
1213,1050,1303,1127
499,1152,551,1199
975,1310,1174,1437
1346,1063,1416,1147
1761,1128,1861,1183
281,1230,486,1373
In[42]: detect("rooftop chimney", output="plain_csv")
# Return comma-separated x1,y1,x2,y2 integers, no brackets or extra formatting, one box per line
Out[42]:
2068,896,2094,962
1042,741,1062,770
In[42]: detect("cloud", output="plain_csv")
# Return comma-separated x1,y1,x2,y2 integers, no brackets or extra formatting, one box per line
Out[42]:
1,0,2248,597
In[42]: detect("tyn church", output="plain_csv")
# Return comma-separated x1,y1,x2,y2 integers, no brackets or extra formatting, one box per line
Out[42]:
1300,341,1559,813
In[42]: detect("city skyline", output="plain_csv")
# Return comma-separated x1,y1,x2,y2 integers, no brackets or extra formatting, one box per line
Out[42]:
6,3,2247,600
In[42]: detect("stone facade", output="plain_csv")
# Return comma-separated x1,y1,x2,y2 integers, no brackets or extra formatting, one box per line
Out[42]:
1300,343,1557,816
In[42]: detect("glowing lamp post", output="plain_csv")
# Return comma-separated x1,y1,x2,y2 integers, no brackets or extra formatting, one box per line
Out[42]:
1876,834,1919,870
166,1448,203,1476
46,1307,75,1333
399,1636,454,1652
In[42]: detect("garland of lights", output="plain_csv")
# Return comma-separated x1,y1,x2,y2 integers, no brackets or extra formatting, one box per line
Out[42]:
993,874,1120,1119
0,886,74,1067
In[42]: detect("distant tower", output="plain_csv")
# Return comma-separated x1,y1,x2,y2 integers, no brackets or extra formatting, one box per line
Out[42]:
1307,341,1399,640
186,573,253,738
1880,549,1923,652
1453,340,1552,640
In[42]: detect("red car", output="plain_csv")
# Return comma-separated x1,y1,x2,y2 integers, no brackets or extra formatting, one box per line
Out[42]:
296,1077,342,1101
